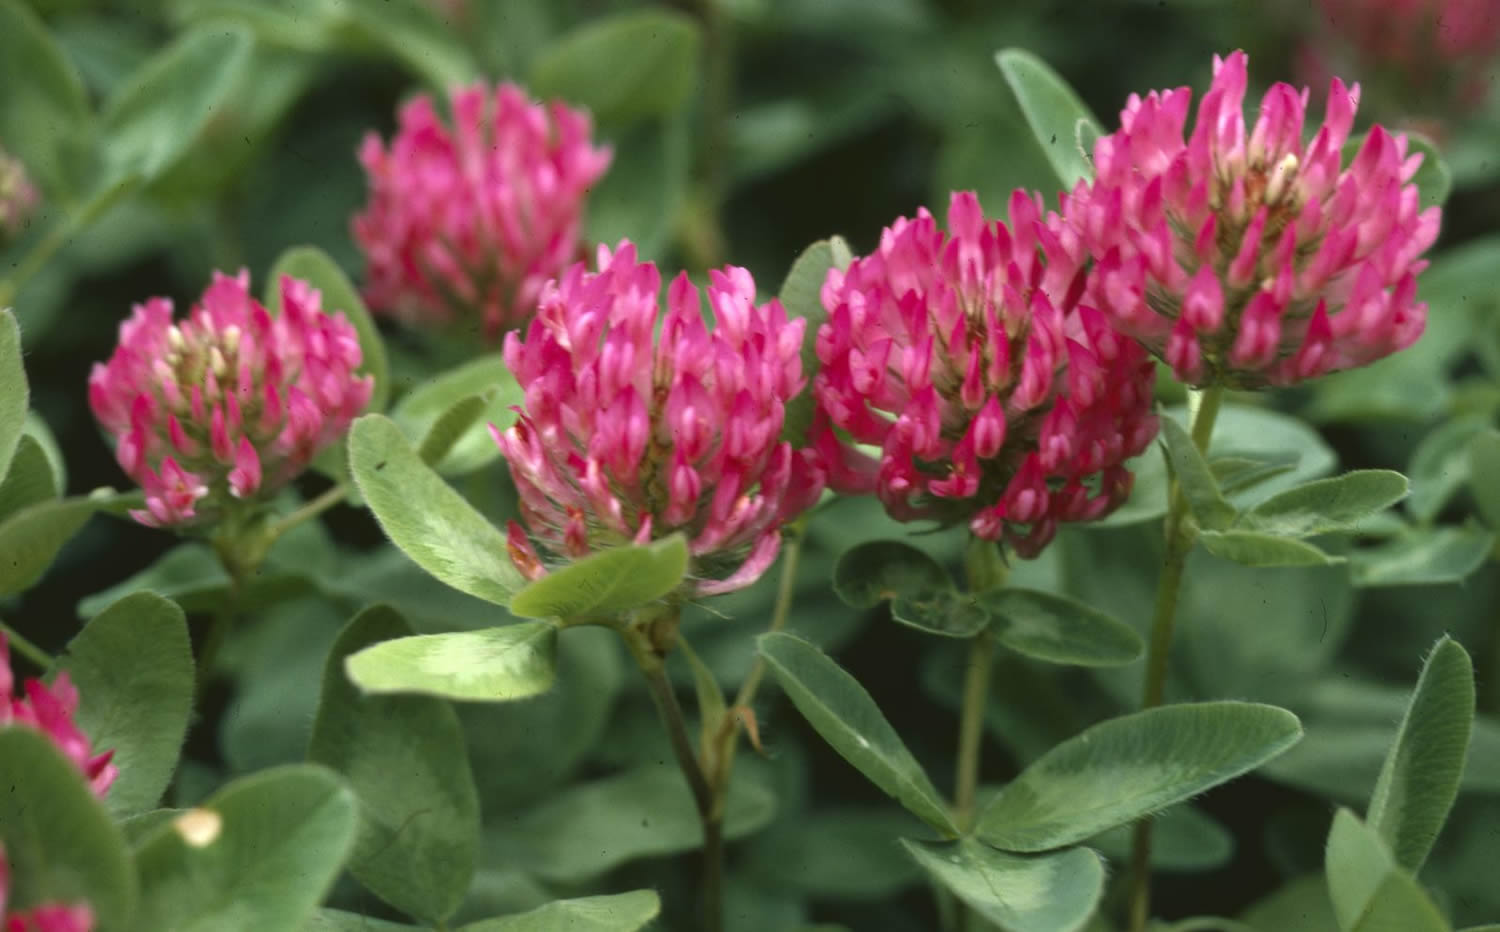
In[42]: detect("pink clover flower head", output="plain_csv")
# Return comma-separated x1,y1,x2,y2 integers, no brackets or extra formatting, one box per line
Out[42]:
0,146,39,248
496,241,825,597
353,82,613,341
1,634,117,798
88,270,374,528
813,191,1159,558
1065,50,1441,389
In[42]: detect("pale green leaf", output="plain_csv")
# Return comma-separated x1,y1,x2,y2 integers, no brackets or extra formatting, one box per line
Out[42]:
1160,415,1235,531
458,890,661,931
903,838,1104,932
390,354,522,476
1238,471,1409,538
1325,809,1449,932
1350,525,1494,587
508,535,688,620
344,623,557,702
268,246,391,413
995,48,1104,189
529,9,701,127
1198,529,1344,567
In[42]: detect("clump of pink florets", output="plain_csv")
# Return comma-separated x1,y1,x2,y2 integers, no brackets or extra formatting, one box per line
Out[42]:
813,191,1159,558
1,634,116,798
1,843,94,932
496,241,825,596
89,270,374,528
1065,50,1441,388
353,82,613,341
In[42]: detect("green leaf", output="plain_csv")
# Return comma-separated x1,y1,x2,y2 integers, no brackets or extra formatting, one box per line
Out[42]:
1343,131,1451,210
1160,415,1236,531
308,606,479,922
338,0,479,90
974,702,1302,851
1469,429,1500,531
1087,803,1234,873
390,354,524,476
56,591,193,818
1407,417,1489,524
902,838,1104,932
0,434,60,522
995,48,1105,190
303,909,419,931
0,310,26,485
889,591,992,639
1349,525,1495,587
529,9,702,127
0,729,136,921
1240,874,1338,932
508,535,688,620
1325,809,1449,932
756,632,958,836
1237,471,1410,538
1198,529,1344,567
0,0,91,199
777,236,854,444
132,765,358,932
1367,637,1474,873
75,542,315,620
506,766,776,882
678,636,728,753
1211,452,1300,495
100,24,253,186
743,806,925,899
982,588,1143,667
0,493,111,597
348,414,525,605
458,891,661,932
268,246,391,414
344,622,557,703
416,394,490,467
832,540,956,609
584,116,691,258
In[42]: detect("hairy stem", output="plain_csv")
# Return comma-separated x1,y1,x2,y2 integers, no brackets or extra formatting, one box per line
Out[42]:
265,483,348,543
623,620,722,932
732,532,803,712
1128,383,1224,932
0,617,53,670
953,629,995,827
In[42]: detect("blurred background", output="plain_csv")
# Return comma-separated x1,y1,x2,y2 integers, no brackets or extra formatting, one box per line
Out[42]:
4,0,1500,929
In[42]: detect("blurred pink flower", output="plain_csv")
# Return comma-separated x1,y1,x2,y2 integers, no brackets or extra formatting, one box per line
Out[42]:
813,191,1158,558
1,844,95,932
1313,0,1500,95
496,241,824,596
0,146,39,247
89,270,374,528
1065,50,1441,388
1,634,116,798
353,83,613,341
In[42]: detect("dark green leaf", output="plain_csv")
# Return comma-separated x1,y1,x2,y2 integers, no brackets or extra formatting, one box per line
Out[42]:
1350,525,1495,587
975,702,1302,851
0,493,112,597
1367,637,1474,872
303,909,419,931
529,9,701,127
777,236,853,444
1198,529,1344,567
1238,471,1410,538
1407,417,1488,524
76,542,315,620
832,540,956,609
339,0,479,89
1088,802,1234,873
677,636,727,753
349,414,525,605
584,117,691,258
57,592,193,818
1324,809,1448,932
508,535,688,620
1160,415,1236,531
0,729,135,920
0,309,25,485
982,587,1143,667
506,766,775,882
743,807,925,899
889,591,992,639
132,765,357,931
0,0,91,198
903,838,1104,932
391,354,523,476
309,606,479,922
457,891,661,931
757,632,958,836
1469,429,1500,531
344,622,557,702
268,246,391,413
0,434,60,522
995,48,1104,190
100,24,253,186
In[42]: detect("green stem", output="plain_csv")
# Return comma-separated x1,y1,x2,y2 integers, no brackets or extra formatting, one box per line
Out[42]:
0,618,53,670
1127,383,1224,932
0,221,70,308
265,483,347,543
953,629,994,828
623,621,722,932
732,532,802,712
